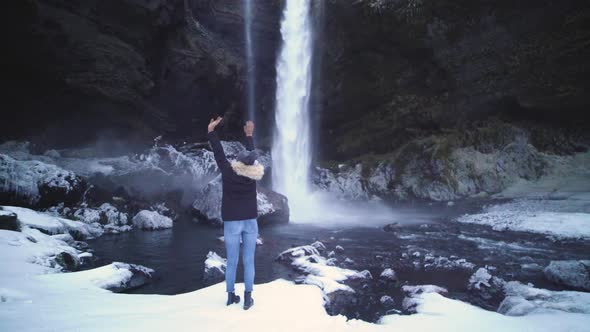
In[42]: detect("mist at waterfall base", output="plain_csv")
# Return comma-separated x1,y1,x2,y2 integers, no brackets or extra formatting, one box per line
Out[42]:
270,0,396,226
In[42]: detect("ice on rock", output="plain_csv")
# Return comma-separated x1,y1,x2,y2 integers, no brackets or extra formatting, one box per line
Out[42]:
46,262,154,293
2,206,102,239
310,241,326,252
313,164,370,200
402,284,449,313
498,281,590,316
543,260,590,291
277,243,369,294
0,226,80,272
0,154,83,205
132,210,173,230
380,268,397,281
204,251,226,282
468,267,492,290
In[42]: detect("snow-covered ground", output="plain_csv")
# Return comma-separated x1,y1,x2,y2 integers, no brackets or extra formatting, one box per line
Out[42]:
2,207,590,330
456,199,590,240
457,152,590,240
2,227,590,332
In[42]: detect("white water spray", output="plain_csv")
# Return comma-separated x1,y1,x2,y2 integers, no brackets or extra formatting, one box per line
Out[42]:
272,0,313,220
244,0,256,121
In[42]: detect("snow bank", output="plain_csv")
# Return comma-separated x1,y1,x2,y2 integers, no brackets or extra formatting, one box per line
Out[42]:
132,210,173,230
498,281,590,316
46,262,154,292
2,206,102,239
456,199,590,240
2,228,590,331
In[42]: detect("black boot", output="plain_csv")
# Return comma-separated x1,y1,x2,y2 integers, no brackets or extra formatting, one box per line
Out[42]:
243,291,254,310
226,292,240,306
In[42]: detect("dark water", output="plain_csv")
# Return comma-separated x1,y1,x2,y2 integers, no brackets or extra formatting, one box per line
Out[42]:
87,200,590,313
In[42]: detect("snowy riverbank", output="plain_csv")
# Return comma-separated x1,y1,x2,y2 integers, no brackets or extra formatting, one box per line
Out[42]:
2,209,590,331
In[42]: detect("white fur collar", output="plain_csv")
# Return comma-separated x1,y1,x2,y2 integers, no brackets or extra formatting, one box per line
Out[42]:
230,161,264,180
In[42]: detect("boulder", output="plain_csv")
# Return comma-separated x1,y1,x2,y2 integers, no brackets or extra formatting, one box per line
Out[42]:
132,210,173,230
0,154,86,208
380,295,395,309
204,251,226,284
467,267,506,311
103,263,155,293
543,260,590,291
383,223,399,232
0,209,19,231
54,252,80,272
192,175,289,226
379,268,398,281
401,285,448,314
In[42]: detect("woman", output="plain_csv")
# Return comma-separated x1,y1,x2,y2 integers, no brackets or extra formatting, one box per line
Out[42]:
207,117,263,310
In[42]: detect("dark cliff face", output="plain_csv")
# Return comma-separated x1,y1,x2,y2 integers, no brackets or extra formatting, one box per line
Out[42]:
318,0,590,160
4,0,590,157
5,0,281,149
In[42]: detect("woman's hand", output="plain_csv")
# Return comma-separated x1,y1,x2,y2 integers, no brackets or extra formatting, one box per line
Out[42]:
244,121,254,137
208,116,223,133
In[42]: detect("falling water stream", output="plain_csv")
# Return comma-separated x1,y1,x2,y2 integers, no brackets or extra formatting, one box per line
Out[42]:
244,0,256,122
272,0,313,220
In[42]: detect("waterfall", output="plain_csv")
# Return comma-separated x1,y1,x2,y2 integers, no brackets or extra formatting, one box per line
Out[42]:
272,0,313,220
244,0,256,122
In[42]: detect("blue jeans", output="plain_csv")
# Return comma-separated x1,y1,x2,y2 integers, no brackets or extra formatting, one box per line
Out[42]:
223,218,258,293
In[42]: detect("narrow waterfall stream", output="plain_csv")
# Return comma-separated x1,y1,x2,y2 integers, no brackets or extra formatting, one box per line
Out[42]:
244,0,256,122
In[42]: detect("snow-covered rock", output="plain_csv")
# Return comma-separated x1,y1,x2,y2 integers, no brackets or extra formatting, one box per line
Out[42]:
70,203,131,234
277,243,369,294
380,295,395,308
0,154,86,207
55,262,154,293
2,206,102,240
468,267,493,290
0,226,81,272
379,268,397,281
543,260,590,291
467,267,506,309
498,281,590,316
204,251,226,282
0,209,19,231
132,210,173,230
310,241,327,252
401,284,448,313
313,164,370,200
192,175,289,225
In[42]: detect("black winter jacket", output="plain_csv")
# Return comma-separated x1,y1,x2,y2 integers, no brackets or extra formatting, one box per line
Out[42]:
208,131,262,221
